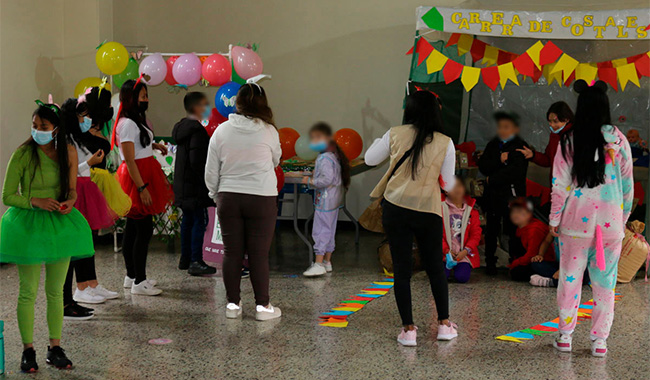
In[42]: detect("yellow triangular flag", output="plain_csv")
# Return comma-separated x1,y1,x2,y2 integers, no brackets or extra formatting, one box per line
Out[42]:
460,66,481,92
426,49,448,74
544,62,563,86
611,58,628,68
551,54,579,81
526,41,544,70
617,63,640,91
482,45,499,66
457,34,473,56
498,62,519,89
575,63,598,83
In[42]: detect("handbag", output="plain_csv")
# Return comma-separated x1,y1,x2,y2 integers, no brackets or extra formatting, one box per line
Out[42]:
359,149,413,233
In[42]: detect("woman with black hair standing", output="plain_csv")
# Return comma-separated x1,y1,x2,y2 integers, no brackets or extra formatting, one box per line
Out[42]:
114,79,173,296
365,90,457,347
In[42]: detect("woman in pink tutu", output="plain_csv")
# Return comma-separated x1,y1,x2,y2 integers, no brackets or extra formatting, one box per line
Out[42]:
60,87,119,320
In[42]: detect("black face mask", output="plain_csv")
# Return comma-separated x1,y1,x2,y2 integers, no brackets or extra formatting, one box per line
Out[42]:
138,101,149,112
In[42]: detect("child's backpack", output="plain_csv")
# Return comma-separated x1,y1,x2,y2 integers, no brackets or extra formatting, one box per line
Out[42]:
617,221,650,283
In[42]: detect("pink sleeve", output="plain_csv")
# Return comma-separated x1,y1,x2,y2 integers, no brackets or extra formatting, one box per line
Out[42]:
549,142,572,227
620,137,635,222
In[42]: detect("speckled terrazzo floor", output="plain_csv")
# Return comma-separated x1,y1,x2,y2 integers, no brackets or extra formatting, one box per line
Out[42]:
1,225,649,380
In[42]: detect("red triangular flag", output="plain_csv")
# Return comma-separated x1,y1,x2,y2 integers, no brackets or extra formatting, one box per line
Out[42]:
597,61,613,69
442,60,463,84
634,54,650,77
481,66,499,90
539,41,563,65
512,53,536,77
532,65,543,83
416,38,434,66
469,39,487,62
497,50,511,65
445,33,461,47
627,53,645,63
645,24,650,31
598,67,618,91
406,46,414,55
564,71,575,86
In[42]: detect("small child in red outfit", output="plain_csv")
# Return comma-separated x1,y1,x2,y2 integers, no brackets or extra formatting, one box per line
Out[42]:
442,178,482,283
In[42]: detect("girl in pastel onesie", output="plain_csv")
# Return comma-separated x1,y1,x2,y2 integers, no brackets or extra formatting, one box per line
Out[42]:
549,80,633,358
302,122,351,277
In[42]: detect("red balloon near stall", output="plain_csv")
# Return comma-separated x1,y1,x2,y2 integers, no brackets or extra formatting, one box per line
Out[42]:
334,128,363,160
165,56,179,85
278,127,300,160
275,165,285,193
205,108,227,137
202,54,231,86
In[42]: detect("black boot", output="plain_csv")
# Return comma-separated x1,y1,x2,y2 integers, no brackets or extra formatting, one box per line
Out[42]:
21,347,38,373
486,264,498,276
178,256,191,270
188,261,217,276
46,346,72,369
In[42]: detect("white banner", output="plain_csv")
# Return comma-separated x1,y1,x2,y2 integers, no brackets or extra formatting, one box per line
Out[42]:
416,6,650,40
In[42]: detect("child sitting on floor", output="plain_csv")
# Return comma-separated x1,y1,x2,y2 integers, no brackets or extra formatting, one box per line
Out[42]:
442,177,482,283
507,198,556,282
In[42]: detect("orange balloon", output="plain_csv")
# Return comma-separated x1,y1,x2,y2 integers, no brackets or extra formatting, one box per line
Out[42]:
334,128,363,160
278,128,300,159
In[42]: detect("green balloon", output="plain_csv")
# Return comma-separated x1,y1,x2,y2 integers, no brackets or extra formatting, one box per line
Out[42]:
231,61,246,85
113,58,139,88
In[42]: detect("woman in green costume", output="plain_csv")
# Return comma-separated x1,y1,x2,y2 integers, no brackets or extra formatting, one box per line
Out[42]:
0,101,94,372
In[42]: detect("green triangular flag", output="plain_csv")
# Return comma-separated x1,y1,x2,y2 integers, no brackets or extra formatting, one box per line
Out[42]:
421,7,444,30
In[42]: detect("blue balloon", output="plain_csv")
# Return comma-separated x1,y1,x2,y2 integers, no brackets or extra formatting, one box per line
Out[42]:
215,81,241,118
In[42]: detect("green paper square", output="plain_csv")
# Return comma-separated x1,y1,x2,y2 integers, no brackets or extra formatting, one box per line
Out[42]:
422,7,444,30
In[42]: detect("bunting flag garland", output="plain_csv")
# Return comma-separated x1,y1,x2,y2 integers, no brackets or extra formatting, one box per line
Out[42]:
461,66,481,91
617,63,641,90
526,41,545,70
481,66,500,90
426,49,448,74
498,62,519,88
406,37,434,66
539,41,564,66
551,54,579,82
575,63,599,83
482,45,499,66
457,33,474,56
598,67,619,91
443,59,464,84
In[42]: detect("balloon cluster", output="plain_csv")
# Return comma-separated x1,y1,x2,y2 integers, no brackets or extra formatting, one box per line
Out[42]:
278,127,363,161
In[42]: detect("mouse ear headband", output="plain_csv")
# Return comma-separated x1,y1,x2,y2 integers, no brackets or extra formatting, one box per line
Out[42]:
574,79,608,94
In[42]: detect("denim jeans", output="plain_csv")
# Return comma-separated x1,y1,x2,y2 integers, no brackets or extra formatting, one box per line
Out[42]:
181,207,208,262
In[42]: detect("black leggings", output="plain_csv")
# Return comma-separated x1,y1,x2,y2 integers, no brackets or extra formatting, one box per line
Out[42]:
122,216,153,284
382,201,449,326
63,256,97,306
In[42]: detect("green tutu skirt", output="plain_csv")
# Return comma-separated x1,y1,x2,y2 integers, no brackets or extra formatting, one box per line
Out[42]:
0,207,94,265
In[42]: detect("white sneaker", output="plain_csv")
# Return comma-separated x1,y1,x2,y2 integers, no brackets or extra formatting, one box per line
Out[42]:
553,333,573,352
303,263,326,277
255,304,282,321
131,280,162,296
73,287,106,304
323,261,333,273
591,338,607,357
92,285,119,300
124,276,156,288
529,275,554,287
226,302,242,319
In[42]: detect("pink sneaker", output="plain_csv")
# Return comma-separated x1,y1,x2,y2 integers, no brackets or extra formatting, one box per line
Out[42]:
591,338,607,357
553,333,572,352
397,326,417,346
437,321,458,341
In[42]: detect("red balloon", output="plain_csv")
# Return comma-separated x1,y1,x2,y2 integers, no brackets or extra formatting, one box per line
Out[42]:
205,108,227,137
165,56,179,85
202,54,232,87
334,128,363,160
278,128,300,159
274,165,285,193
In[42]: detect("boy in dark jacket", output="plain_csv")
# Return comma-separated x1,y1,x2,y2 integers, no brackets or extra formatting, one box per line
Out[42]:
172,92,216,275
478,112,528,275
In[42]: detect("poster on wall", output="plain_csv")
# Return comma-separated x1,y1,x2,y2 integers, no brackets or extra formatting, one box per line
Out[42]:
416,6,650,40
203,207,224,267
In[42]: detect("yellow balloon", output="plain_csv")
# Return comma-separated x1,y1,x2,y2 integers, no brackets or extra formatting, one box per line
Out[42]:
95,41,129,75
74,77,111,98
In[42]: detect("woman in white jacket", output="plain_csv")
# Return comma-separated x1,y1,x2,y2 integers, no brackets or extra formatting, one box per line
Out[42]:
205,83,282,321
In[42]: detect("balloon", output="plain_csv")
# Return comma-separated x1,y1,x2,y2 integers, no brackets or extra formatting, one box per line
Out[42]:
74,77,111,98
231,46,263,80
202,54,232,86
278,128,300,159
295,136,318,161
110,93,121,120
172,53,202,86
231,61,246,85
275,166,285,193
165,56,179,85
205,108,227,137
113,58,139,88
96,41,129,75
139,53,167,86
214,81,241,118
334,128,363,160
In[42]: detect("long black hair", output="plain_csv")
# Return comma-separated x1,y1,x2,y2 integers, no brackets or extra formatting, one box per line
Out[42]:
62,87,113,153
21,104,70,201
119,79,151,147
561,80,610,188
546,101,574,124
403,91,444,179
309,122,351,189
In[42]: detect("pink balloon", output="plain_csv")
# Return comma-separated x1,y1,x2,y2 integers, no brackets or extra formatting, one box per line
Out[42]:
202,54,232,86
172,53,202,86
139,53,167,86
165,56,179,85
232,46,263,80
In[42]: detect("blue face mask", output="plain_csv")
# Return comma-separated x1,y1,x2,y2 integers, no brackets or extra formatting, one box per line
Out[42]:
309,141,328,152
79,116,92,133
549,123,567,134
201,106,212,120
500,135,515,144
31,127,56,145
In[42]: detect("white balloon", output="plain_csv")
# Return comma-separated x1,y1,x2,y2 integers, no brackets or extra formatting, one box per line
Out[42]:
138,53,167,86
111,93,120,120
295,136,318,161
